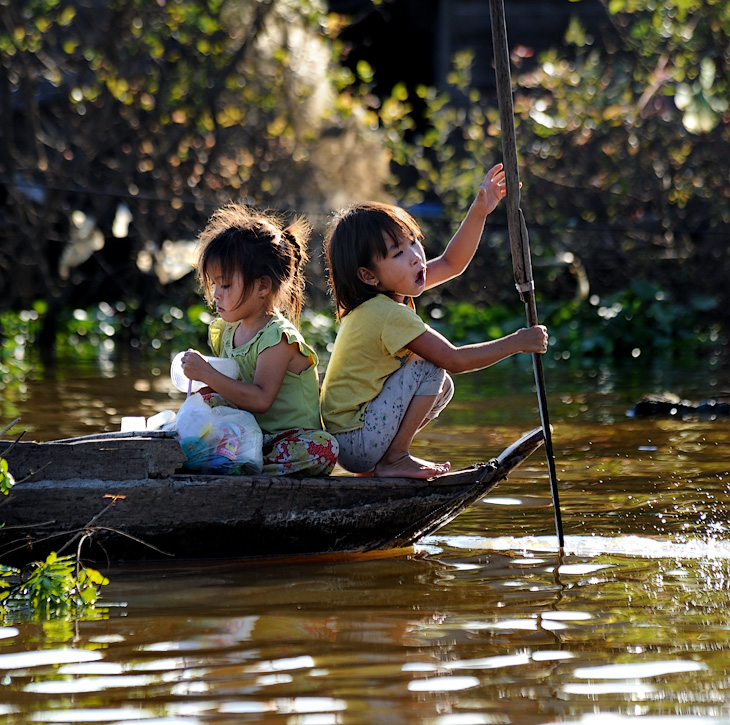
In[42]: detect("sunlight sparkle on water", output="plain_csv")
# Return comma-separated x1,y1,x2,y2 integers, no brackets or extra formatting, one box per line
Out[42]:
5,362,730,724
432,715,504,725
408,675,481,692
24,675,162,694
562,682,656,695
531,650,576,662
57,664,130,678
448,653,531,670
252,655,315,672
482,496,523,505
541,716,730,724
219,697,346,714
0,649,102,671
422,534,730,560
26,708,161,722
573,660,707,679
540,611,592,620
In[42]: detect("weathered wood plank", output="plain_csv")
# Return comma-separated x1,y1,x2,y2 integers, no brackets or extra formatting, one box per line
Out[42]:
0,435,186,481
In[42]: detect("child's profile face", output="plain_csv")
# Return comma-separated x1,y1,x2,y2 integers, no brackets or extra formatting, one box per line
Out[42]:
363,231,427,303
207,264,256,322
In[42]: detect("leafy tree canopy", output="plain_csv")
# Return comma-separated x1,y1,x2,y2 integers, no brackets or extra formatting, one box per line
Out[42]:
0,0,386,322
379,0,729,329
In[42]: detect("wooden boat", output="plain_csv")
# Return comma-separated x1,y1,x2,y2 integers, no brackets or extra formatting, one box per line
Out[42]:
0,427,544,564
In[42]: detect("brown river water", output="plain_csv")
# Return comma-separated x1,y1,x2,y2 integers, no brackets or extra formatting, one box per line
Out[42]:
1,357,730,724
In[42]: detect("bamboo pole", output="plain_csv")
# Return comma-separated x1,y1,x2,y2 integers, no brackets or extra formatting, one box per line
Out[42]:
489,0,564,548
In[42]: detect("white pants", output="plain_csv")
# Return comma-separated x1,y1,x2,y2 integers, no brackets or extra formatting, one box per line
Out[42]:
335,357,454,473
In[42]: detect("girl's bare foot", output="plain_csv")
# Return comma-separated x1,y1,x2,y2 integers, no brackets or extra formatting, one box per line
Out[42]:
354,469,374,477
373,452,450,479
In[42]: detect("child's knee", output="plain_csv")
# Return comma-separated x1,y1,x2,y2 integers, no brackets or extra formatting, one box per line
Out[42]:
440,373,454,401
430,373,454,419
413,360,448,397
307,430,339,467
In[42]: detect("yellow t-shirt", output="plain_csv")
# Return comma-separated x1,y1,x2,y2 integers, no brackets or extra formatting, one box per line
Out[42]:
321,294,428,434
209,312,322,434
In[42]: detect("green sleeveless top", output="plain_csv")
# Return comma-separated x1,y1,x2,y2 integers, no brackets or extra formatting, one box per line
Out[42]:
208,312,323,434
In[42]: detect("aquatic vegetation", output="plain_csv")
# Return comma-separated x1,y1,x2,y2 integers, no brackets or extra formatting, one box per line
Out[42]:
0,302,209,366
0,457,14,496
427,279,720,366
0,552,108,623
1,451,108,623
0,281,722,397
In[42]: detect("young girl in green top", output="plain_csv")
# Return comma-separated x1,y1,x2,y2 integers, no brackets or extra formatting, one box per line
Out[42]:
181,203,338,476
321,163,548,479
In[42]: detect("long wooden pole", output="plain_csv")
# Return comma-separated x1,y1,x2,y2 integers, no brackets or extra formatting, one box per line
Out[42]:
489,0,564,548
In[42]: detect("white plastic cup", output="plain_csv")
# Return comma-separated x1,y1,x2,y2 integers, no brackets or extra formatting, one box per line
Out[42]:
170,351,239,393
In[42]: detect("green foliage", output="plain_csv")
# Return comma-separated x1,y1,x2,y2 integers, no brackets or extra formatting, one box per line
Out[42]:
1,0,388,327
606,0,730,131
377,1,729,336
1,301,209,363
545,280,720,363
430,280,719,366
0,458,15,496
0,278,721,386
0,307,38,383
299,308,337,366
55,301,212,359
0,301,338,396
0,552,108,622
379,51,502,218
2,0,328,201
1,456,107,622
1,0,728,371
429,302,527,346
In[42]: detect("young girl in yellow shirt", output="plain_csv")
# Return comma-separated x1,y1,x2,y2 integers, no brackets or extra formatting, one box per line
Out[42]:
321,163,548,479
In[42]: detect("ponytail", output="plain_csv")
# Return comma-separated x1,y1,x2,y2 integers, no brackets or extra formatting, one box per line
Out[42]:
280,217,311,325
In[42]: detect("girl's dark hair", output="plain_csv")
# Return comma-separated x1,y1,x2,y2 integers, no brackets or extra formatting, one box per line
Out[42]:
196,203,310,325
324,201,423,319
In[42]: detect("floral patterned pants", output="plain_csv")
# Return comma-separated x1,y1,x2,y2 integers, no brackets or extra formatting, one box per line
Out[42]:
262,428,339,477
334,357,454,474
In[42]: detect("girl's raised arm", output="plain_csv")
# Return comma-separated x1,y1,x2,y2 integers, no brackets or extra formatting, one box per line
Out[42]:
425,163,507,290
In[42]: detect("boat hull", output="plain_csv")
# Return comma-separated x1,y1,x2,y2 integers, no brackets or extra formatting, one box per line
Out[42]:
0,428,544,563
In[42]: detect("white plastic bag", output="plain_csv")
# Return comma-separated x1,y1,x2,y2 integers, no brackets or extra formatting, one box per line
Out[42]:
176,393,263,475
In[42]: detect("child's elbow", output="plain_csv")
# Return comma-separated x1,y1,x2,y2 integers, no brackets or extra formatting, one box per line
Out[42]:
440,350,470,374
250,399,274,415
245,392,276,415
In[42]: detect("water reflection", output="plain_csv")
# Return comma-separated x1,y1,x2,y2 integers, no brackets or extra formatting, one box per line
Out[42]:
1,361,730,722
3,540,730,723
